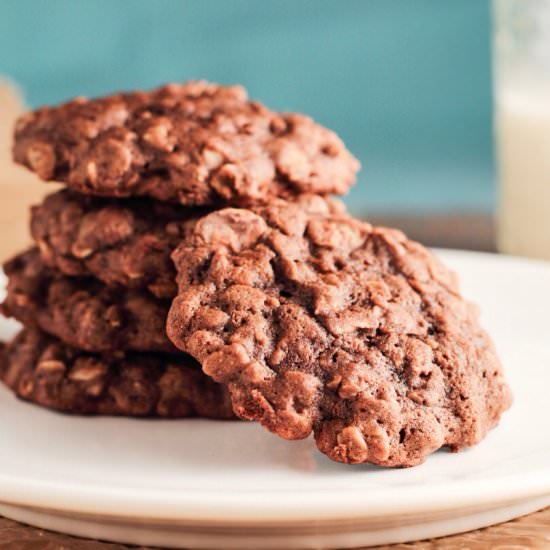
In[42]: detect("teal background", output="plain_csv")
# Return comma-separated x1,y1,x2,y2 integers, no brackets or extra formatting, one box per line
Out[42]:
0,0,495,215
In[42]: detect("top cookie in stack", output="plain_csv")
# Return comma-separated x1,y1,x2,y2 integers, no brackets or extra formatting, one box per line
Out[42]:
3,81,511,468
12,81,359,206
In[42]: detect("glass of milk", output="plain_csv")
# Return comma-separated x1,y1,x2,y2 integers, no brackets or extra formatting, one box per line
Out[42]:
494,0,550,260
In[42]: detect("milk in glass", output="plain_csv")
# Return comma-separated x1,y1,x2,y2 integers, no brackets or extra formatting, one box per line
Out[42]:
494,0,550,260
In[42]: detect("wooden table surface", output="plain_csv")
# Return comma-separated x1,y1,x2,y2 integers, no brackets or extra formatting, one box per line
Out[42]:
1,83,549,548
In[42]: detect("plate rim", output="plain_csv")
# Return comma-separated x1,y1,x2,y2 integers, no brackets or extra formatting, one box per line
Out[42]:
0,465,548,522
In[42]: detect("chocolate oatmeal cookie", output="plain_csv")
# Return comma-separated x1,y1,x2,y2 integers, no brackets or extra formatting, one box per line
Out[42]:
13,81,359,206
0,328,235,418
31,190,202,298
2,249,175,353
166,196,512,467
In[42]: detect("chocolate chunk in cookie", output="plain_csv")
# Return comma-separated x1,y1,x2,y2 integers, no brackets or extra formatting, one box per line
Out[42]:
0,328,235,418
31,190,203,299
14,81,359,206
2,249,175,353
167,196,512,467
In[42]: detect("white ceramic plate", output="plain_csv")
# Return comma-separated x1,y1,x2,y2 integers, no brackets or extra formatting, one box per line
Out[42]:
0,249,549,549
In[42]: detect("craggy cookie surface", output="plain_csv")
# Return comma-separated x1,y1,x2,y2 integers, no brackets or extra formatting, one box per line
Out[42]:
2,249,175,353
31,190,201,298
14,81,359,206
167,197,512,467
0,328,234,418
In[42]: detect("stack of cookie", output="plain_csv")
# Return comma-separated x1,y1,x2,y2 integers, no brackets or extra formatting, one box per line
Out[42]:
1,81,511,467
0,82,357,422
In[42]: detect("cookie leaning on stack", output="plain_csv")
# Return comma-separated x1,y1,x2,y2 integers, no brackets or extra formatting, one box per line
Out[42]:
166,197,512,466
2,80,511,467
